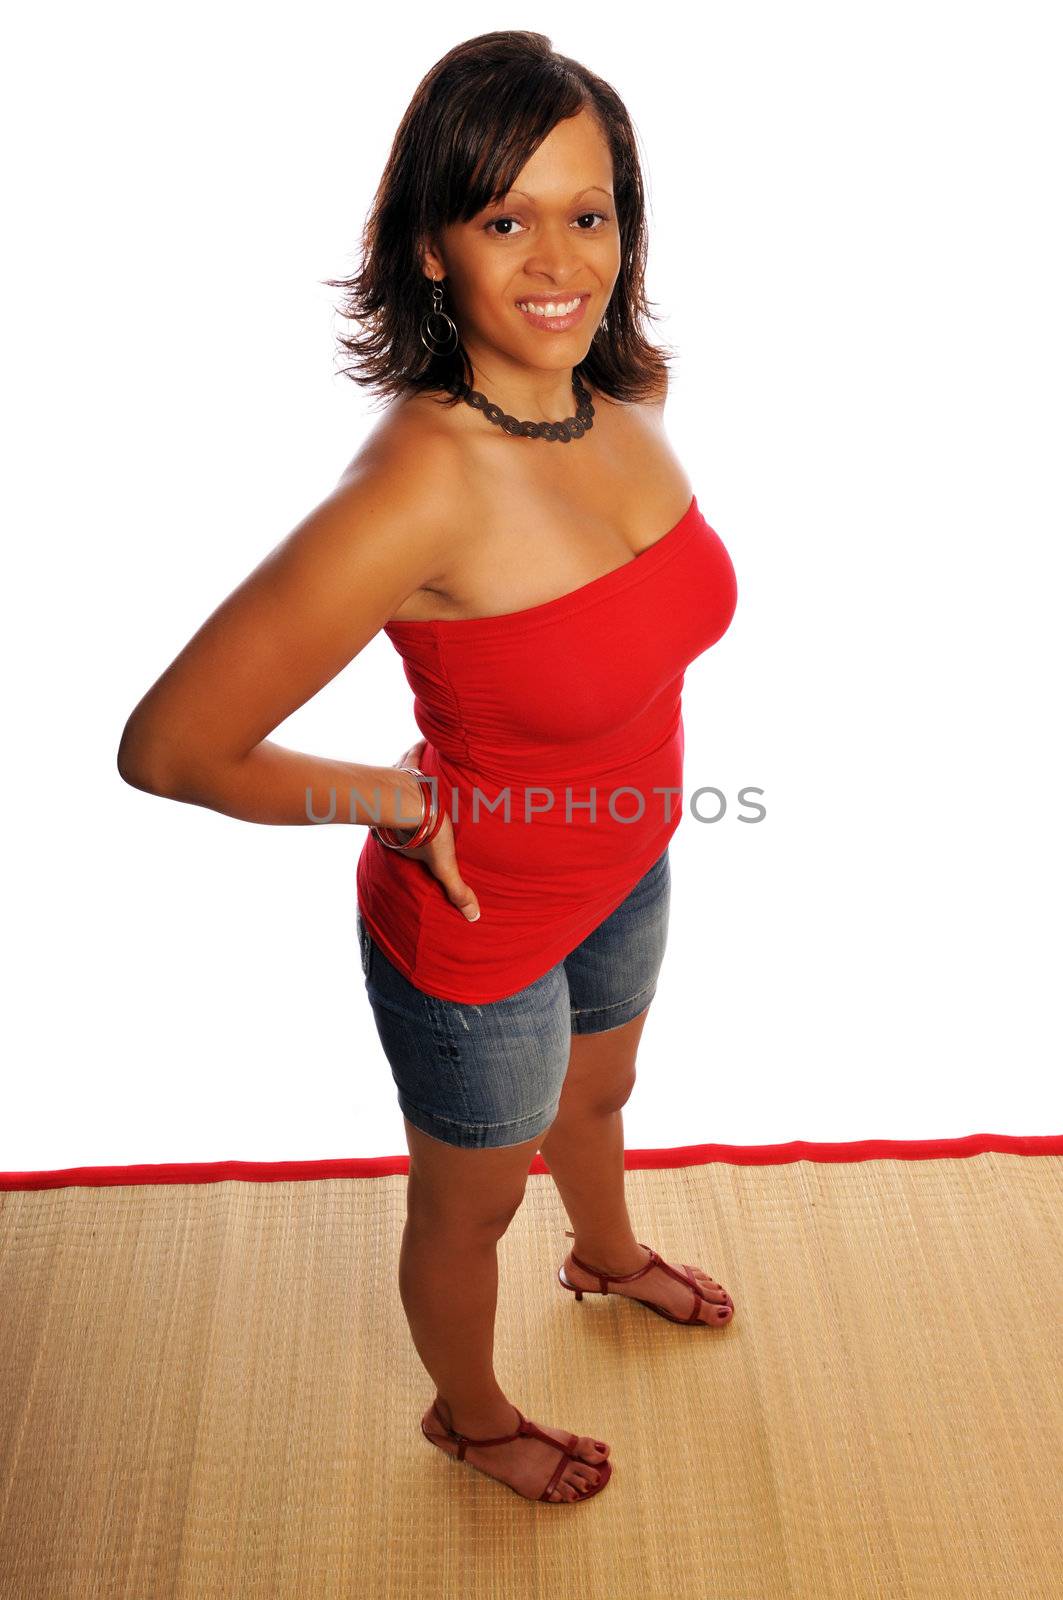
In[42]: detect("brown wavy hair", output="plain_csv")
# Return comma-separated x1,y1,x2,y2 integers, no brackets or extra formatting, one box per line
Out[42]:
321,31,675,410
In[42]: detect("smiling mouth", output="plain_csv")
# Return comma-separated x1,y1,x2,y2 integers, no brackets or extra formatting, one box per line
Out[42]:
514,294,591,331
515,294,589,314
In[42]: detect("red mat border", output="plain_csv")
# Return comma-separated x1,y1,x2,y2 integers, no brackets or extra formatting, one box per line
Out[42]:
1,1133,1059,1191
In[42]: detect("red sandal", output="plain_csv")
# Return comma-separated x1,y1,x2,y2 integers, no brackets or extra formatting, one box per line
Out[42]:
421,1399,613,1504
558,1231,734,1326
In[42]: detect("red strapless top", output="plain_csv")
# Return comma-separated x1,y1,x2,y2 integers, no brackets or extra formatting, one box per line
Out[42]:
355,493,738,1002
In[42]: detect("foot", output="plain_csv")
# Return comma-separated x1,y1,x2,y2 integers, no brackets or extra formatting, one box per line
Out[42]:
563,1241,734,1324
421,1396,611,1502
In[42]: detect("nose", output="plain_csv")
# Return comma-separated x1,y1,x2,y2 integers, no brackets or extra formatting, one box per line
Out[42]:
523,218,586,288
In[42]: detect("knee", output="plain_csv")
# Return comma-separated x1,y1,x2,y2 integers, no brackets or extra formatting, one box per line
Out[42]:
561,1066,637,1119
599,1074,636,1114
406,1180,526,1239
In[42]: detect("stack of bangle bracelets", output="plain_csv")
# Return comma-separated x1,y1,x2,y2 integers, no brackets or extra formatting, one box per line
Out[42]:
370,764,445,851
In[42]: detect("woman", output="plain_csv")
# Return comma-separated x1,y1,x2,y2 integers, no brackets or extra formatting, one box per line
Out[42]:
117,31,738,1507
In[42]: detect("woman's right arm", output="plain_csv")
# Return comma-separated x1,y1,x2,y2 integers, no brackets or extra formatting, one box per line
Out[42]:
116,434,461,832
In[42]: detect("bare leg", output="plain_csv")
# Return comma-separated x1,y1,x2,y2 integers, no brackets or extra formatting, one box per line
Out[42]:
540,1020,733,1323
399,1116,611,1501
399,1213,512,1422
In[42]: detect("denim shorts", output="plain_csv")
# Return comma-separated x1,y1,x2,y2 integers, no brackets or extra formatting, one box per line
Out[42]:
355,846,671,1150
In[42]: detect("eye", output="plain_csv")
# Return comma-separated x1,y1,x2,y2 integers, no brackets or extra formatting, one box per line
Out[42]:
484,215,526,237
483,211,611,238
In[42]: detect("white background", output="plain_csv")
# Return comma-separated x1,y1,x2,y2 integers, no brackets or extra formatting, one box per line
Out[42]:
3,2,1060,1170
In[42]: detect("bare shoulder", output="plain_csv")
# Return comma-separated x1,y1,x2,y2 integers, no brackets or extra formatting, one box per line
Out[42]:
115,394,471,787
333,393,469,583
600,374,693,525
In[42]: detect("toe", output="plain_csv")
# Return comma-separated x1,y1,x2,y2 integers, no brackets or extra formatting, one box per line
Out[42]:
577,1434,610,1461
690,1266,729,1301
690,1266,733,1307
702,1297,733,1323
567,1465,598,1495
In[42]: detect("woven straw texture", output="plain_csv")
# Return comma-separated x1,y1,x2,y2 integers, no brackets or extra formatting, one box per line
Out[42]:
1,1150,1060,1598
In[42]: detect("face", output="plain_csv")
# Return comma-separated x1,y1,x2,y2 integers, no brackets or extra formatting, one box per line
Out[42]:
422,106,621,387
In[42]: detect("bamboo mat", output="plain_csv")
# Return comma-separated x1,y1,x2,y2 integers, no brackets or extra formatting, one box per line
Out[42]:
1,1142,1060,1599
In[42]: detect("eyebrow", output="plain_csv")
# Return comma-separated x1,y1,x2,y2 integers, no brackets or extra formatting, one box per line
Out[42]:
494,185,614,204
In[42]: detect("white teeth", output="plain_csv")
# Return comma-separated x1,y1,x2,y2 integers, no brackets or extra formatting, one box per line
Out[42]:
518,297,582,317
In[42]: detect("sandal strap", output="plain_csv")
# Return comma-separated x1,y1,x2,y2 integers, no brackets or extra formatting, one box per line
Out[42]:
520,1420,581,1503
539,1440,577,1502
564,1231,659,1292
563,1231,714,1319
519,1417,579,1458
431,1401,586,1500
654,1256,703,1294
650,1257,707,1320
432,1400,526,1459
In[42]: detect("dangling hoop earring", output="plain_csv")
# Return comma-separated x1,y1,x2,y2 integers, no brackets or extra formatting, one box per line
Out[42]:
419,276,460,356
